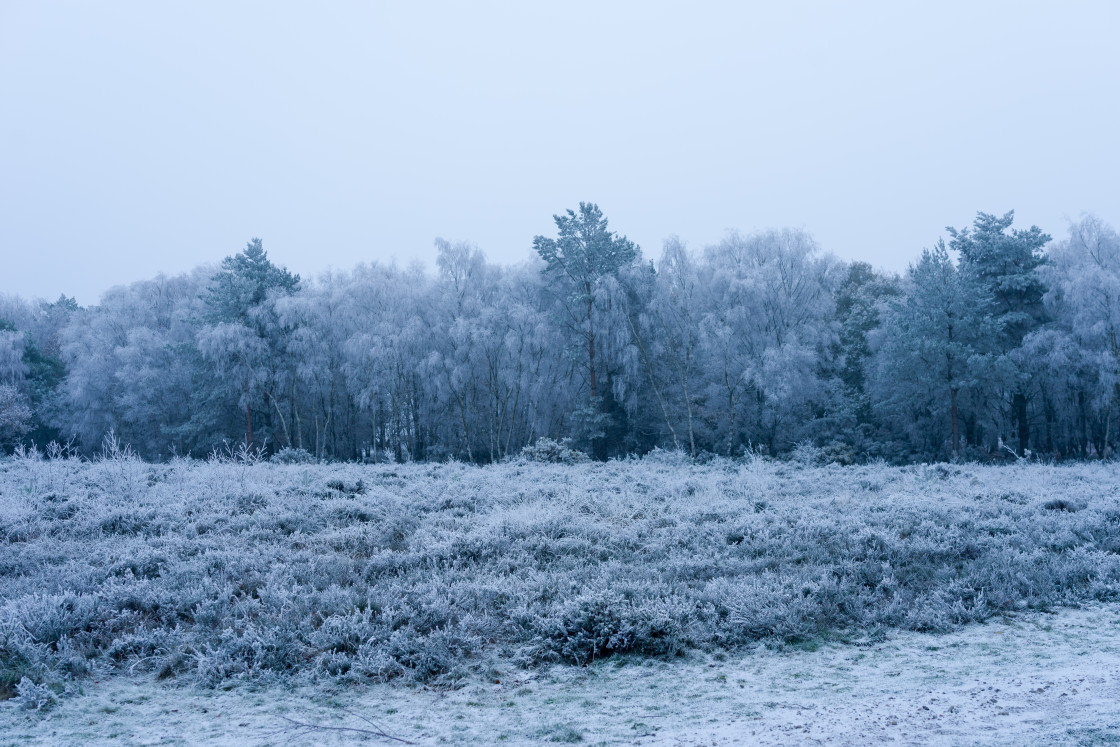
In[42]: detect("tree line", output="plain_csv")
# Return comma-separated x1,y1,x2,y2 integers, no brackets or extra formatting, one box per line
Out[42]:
2,205,1118,463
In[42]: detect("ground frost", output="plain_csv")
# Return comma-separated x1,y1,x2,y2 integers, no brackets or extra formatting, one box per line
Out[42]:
3,604,1118,745
4,457,1120,743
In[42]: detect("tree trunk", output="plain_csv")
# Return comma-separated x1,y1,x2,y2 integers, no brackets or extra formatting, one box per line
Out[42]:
1014,389,1029,456
683,375,697,458
950,387,959,458
270,395,290,448
587,294,607,461
244,371,254,448
625,311,679,451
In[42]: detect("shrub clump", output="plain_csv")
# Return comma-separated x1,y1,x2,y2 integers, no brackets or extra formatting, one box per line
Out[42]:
270,447,316,465
520,438,590,464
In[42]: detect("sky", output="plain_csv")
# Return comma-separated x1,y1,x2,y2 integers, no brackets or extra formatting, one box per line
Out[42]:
2,1,1118,305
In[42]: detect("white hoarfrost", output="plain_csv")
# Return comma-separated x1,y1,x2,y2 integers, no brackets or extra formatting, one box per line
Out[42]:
2,604,1118,744
2,451,1120,743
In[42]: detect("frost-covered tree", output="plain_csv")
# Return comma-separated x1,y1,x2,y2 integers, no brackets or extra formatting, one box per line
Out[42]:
873,242,1000,458
1032,215,1120,456
199,239,300,450
834,263,899,397
533,203,639,459
950,211,1050,454
274,271,359,458
626,237,704,454
327,262,438,461
0,323,31,449
424,240,567,462
821,262,901,455
426,239,494,461
0,296,72,447
696,229,840,455
0,384,32,447
58,271,209,457
0,325,27,385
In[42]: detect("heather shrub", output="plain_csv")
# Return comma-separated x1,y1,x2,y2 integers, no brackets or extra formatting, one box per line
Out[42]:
1,456,1119,696
270,447,316,465
520,438,590,464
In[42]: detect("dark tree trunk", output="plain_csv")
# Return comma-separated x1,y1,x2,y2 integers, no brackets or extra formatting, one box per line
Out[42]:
950,387,959,458
1014,389,1029,455
245,371,254,448
587,294,607,461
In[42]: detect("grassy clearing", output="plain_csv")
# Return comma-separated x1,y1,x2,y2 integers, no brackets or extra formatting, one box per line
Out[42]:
1,452,1119,706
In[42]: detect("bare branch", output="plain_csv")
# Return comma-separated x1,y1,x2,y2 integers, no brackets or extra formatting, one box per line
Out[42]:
279,715,416,744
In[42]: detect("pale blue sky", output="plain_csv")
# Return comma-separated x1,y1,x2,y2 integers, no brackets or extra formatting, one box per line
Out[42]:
2,1,1118,304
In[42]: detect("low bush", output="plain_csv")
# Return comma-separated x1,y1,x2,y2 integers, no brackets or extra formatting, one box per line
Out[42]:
520,438,590,464
270,447,316,465
1,455,1118,696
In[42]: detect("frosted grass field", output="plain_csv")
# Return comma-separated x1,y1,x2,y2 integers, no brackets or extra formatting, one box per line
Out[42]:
2,451,1120,743
6,603,1120,745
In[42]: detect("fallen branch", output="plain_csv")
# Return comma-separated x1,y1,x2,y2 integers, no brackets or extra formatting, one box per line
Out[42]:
280,714,415,744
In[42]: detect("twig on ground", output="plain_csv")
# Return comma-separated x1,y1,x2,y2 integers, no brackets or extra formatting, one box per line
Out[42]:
342,707,393,732
280,715,415,744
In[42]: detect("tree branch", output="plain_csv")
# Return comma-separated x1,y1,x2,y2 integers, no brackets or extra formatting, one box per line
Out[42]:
279,714,416,744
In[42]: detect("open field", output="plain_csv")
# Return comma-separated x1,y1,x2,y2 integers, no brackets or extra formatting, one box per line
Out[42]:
2,453,1120,741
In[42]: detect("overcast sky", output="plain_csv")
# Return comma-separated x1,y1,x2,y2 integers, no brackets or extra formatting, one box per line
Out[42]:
2,1,1118,304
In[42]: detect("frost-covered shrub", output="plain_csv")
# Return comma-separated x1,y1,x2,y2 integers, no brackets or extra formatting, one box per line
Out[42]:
536,589,694,665
520,438,590,464
380,627,481,683
2,457,1120,696
270,447,315,465
0,620,41,700
1042,497,1082,512
790,440,824,466
14,677,58,711
640,447,692,467
819,440,856,466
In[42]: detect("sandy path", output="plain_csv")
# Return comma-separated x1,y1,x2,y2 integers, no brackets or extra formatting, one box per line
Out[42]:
4,603,1119,745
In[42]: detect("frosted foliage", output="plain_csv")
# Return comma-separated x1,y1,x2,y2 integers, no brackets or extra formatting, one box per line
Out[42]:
639,237,705,454
692,229,839,452
12,212,1120,462
1043,217,1120,402
0,384,32,442
0,331,27,384
57,271,209,455
871,242,1000,458
1,457,1118,698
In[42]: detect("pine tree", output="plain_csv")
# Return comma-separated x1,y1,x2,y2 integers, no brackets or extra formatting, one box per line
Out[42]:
533,203,638,460
949,211,1050,454
200,239,300,449
875,242,998,458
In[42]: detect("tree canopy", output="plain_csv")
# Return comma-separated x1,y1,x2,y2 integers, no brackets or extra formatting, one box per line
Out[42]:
4,210,1119,463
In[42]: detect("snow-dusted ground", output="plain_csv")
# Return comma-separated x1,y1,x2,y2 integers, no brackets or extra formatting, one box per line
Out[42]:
5,454,1120,744
4,602,1119,745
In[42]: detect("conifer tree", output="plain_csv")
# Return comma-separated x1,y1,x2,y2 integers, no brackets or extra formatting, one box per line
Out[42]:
949,211,1050,454
199,239,300,449
533,203,638,460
